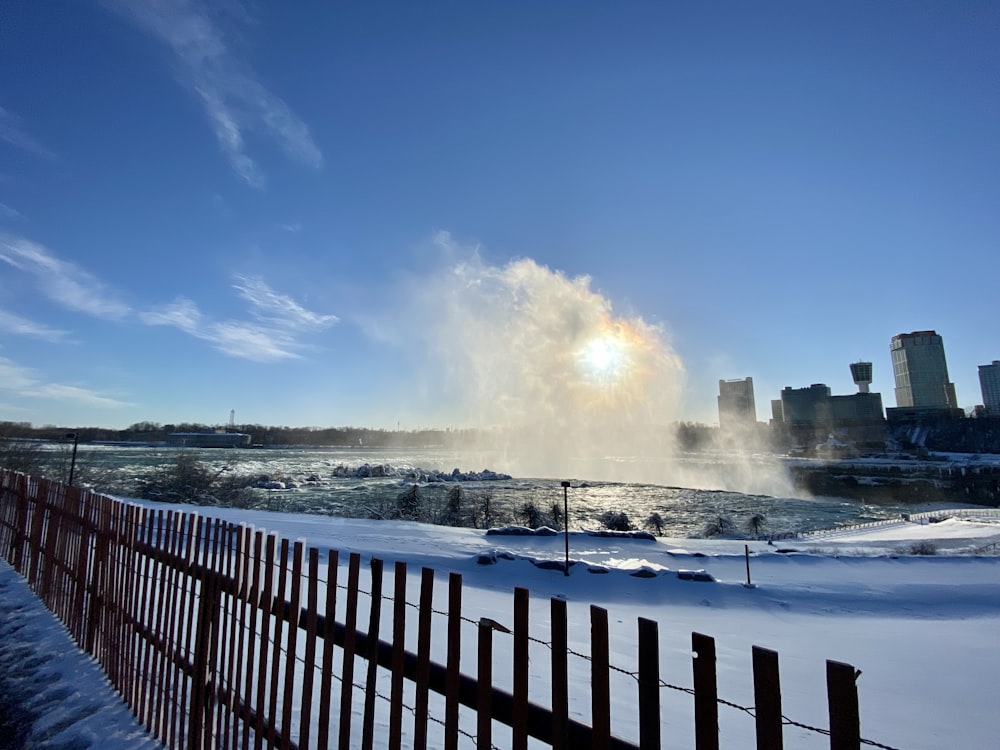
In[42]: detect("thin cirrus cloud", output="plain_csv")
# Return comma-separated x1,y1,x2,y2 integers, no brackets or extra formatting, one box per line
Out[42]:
0,202,25,221
140,275,338,363
234,274,339,330
0,105,56,160
0,235,131,320
0,309,70,343
0,356,134,408
103,0,323,188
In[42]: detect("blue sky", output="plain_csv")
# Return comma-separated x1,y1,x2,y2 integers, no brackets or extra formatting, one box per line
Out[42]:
1,1,997,431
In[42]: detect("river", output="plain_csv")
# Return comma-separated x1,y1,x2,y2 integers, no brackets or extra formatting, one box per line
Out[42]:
43,443,980,539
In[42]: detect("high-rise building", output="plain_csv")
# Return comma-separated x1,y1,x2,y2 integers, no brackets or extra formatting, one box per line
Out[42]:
718,377,756,429
780,384,832,425
980,361,1000,414
890,331,958,410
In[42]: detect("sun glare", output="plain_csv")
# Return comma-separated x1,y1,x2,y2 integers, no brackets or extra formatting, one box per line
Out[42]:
579,335,627,382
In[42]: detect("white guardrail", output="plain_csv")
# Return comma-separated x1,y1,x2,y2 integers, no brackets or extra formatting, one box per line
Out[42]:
799,508,1000,540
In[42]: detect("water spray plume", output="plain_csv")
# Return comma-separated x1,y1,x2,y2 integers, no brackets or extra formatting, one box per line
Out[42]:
413,237,681,480
404,233,793,495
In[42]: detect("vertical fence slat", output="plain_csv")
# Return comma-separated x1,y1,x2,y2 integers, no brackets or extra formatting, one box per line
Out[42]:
151,510,172,738
267,537,291,750
591,605,611,750
692,631,719,750
444,572,463,750
177,513,201,747
337,552,362,750
637,617,660,750
827,660,861,750
361,557,385,750
227,524,251,750
389,561,407,750
26,476,47,587
218,522,239,750
165,511,189,750
513,586,529,750
71,490,94,648
752,646,783,750
160,511,184,746
477,619,493,750
316,549,339,750
243,530,265,750
299,546,320,750
207,519,228,748
413,566,435,750
135,508,160,730
105,500,124,697
229,524,252,750
253,533,277,750
280,540,305,750
550,597,568,750
120,505,141,709
84,497,111,656
189,518,223,749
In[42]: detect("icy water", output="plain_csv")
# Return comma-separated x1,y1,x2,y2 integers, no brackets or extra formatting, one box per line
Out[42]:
53,443,954,539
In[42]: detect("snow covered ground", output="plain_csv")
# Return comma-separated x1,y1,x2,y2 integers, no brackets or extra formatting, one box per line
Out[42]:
1,504,998,749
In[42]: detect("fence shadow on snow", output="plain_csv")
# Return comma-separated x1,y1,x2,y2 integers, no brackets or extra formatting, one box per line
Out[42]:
0,469,887,750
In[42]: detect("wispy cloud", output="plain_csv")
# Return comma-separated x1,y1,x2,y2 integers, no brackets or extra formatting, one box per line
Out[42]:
104,0,323,188
0,235,131,319
0,309,70,343
0,357,134,408
0,202,24,221
140,276,337,362
0,106,56,160
235,275,339,329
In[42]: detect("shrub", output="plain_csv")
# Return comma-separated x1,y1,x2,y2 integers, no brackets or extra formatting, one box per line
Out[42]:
134,452,255,506
644,512,665,536
745,513,767,537
598,510,633,532
701,514,735,538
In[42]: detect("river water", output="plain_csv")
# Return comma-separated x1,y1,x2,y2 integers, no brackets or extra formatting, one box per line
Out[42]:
50,443,964,539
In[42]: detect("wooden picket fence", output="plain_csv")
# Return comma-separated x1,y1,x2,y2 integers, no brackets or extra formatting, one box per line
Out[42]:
0,469,869,750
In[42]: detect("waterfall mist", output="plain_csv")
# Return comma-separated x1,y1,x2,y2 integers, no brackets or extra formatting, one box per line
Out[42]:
392,234,793,495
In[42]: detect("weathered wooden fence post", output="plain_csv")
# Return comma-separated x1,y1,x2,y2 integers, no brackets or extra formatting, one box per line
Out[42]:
361,556,384,750
188,519,224,749
550,597,569,750
413,566,435,750
637,617,660,750
388,560,407,750
752,646,783,749
591,605,611,750
827,660,861,750
338,552,362,750
513,586,530,750
692,631,719,750
477,617,494,750
445,571,463,750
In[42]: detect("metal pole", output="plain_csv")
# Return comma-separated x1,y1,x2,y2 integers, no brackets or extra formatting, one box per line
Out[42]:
561,481,570,576
67,432,79,485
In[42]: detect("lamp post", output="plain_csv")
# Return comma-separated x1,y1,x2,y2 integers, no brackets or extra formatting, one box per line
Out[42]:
561,480,571,576
66,432,79,485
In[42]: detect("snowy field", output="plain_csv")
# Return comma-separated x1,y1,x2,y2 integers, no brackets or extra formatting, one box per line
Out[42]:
1,504,998,749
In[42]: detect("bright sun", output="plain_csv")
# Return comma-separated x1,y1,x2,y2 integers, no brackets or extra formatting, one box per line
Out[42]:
579,335,627,381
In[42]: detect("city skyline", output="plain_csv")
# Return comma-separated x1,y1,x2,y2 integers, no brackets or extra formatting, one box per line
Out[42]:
1,2,998,430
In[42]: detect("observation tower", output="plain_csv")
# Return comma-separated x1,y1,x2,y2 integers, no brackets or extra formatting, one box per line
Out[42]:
850,361,873,394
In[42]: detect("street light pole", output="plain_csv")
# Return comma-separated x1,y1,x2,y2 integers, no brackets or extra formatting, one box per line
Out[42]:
66,432,79,485
561,480,570,576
